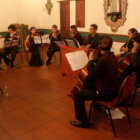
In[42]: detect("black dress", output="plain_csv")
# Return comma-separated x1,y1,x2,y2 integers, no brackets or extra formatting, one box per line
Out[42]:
29,36,43,66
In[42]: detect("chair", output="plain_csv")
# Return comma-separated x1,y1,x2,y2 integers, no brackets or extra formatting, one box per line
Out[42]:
131,83,140,106
88,72,137,137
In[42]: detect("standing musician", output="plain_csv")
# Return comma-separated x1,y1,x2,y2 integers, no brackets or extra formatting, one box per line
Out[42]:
83,24,100,49
25,27,43,66
70,36,119,128
70,25,83,46
119,28,138,57
46,25,62,65
3,25,20,67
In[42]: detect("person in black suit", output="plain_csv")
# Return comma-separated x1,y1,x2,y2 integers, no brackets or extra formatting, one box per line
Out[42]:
86,24,100,49
3,25,20,67
46,25,62,65
70,25,83,46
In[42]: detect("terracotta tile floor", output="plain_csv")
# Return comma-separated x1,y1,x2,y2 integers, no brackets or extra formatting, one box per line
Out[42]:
0,52,140,140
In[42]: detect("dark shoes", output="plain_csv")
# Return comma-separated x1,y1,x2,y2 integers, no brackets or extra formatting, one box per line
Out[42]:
70,120,90,128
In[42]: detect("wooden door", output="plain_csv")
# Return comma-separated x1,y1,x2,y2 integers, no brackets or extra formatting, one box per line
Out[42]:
60,1,70,38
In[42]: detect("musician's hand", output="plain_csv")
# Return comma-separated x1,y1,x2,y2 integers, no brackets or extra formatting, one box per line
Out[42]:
123,47,129,53
132,46,138,53
9,38,13,41
26,48,29,51
86,44,91,48
89,50,98,60
132,42,139,53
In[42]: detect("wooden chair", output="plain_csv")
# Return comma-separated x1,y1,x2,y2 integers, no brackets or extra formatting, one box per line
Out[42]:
88,72,137,137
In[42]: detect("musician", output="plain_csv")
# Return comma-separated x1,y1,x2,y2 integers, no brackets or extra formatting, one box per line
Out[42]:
70,25,83,46
3,25,20,67
85,24,100,49
119,28,138,57
70,36,119,128
131,33,140,83
25,27,42,66
46,25,62,65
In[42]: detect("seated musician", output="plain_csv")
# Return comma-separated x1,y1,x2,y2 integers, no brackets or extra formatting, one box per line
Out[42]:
3,25,20,67
70,36,119,128
84,24,100,49
70,25,83,46
25,27,43,66
131,33,140,83
46,25,62,65
119,28,138,57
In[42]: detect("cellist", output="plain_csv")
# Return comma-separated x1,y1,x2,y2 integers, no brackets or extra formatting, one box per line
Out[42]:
70,36,119,128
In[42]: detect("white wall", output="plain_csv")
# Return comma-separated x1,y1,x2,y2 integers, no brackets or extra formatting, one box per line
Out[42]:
0,0,139,52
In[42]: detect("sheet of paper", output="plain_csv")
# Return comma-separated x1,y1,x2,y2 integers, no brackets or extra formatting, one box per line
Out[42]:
55,41,66,46
65,50,89,71
4,41,12,48
106,108,126,120
11,40,19,46
41,35,50,44
34,36,42,44
65,39,77,47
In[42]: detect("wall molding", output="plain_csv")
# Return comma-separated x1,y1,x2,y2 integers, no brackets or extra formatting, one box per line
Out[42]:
0,29,128,43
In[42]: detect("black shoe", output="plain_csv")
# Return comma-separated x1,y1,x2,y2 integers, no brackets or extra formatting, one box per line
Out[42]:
70,121,90,128
46,61,51,66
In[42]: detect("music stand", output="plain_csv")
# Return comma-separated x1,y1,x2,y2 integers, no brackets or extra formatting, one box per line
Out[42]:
64,39,80,48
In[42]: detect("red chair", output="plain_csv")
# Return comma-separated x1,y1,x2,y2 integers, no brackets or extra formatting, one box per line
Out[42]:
88,72,137,137
131,83,140,106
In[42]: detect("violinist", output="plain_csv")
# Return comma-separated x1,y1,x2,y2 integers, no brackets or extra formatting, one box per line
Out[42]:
70,25,83,46
131,33,140,83
119,28,138,57
46,25,62,65
70,36,119,128
25,27,42,66
3,25,20,67
83,24,100,49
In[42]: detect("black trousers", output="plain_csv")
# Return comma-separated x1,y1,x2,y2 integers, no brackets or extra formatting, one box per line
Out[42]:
0,52,3,64
46,46,60,62
3,47,18,65
74,89,116,122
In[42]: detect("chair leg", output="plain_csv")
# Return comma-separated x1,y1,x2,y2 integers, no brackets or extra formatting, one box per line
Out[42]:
125,106,131,124
0,87,3,94
21,53,23,64
131,87,137,107
88,103,93,122
108,109,117,137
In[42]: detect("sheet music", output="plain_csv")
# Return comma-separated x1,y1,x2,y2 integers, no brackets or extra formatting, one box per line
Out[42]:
106,108,126,120
41,35,50,44
65,39,77,47
65,50,89,71
11,40,19,47
34,36,42,44
55,41,66,46
4,41,12,48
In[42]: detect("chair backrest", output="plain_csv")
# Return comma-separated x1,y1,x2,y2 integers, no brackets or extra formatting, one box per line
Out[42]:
117,72,137,105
